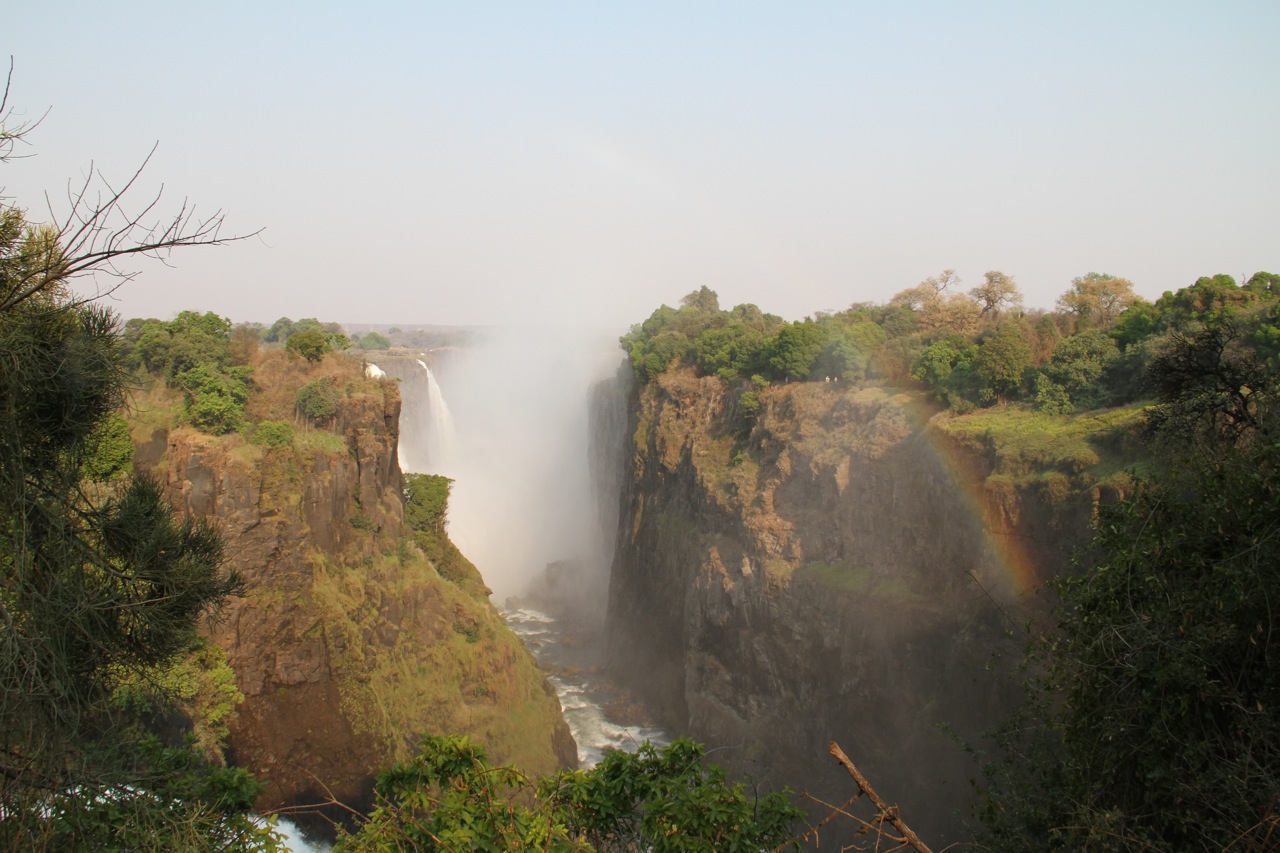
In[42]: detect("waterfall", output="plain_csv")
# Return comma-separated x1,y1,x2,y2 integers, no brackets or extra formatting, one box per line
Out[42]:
418,359,457,476
363,354,456,477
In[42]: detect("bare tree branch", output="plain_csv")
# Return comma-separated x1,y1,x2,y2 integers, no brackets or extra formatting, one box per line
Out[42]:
0,64,261,313
0,57,49,172
827,740,936,853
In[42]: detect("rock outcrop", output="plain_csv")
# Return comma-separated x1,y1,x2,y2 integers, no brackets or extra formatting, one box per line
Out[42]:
606,370,1130,844
135,354,575,826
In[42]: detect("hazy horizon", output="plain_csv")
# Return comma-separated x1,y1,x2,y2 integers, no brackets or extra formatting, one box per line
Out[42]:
4,2,1277,332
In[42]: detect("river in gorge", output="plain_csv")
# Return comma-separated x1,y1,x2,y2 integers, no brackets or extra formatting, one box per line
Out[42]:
502,605,670,766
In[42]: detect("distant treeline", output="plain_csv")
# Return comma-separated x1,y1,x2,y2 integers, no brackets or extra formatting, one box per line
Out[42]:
622,271,1280,413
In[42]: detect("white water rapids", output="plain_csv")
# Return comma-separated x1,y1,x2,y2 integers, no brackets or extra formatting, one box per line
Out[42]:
503,606,670,767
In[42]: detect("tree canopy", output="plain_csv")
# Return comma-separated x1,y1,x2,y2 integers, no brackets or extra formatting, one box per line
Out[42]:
621,270,1278,422
334,736,804,852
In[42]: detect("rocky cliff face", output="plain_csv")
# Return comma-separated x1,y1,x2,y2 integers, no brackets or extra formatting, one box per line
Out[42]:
606,370,1123,844
134,355,575,825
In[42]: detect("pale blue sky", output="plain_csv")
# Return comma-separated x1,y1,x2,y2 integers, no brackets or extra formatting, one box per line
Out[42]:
4,2,1277,330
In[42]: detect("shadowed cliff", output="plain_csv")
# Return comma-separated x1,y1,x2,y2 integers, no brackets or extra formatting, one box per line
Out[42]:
606,367,1140,844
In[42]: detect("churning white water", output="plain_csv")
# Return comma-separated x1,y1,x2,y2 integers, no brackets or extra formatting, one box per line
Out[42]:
504,607,669,767
274,817,329,852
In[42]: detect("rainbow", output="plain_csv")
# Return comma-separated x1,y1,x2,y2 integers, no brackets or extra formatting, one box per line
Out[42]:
897,394,1049,600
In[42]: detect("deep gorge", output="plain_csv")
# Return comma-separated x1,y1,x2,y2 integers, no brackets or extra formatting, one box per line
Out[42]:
376,337,1126,845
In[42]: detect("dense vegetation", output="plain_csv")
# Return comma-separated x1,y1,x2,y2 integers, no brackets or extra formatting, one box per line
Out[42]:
334,736,803,852
973,316,1280,850
621,271,1280,417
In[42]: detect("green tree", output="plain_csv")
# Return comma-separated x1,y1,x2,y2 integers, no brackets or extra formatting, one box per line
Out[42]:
1041,329,1120,411
1244,270,1280,300
0,295,265,849
1253,302,1280,373
912,335,978,409
177,363,253,435
1144,321,1263,440
1057,273,1140,328
1107,300,1158,351
692,322,766,382
680,285,721,313
295,375,341,424
973,322,1033,404
764,320,825,381
83,411,136,481
335,736,803,853
252,420,294,449
0,84,276,850
129,311,235,380
264,316,294,343
1154,273,1258,329
285,329,332,362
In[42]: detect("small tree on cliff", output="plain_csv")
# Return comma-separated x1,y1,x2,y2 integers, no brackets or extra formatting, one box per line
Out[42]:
973,322,1033,404
286,328,333,362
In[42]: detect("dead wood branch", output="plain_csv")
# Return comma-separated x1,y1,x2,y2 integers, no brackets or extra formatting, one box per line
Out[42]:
827,740,934,853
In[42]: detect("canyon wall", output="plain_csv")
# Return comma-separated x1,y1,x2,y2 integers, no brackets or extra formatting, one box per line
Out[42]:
132,356,575,826
606,369,1128,844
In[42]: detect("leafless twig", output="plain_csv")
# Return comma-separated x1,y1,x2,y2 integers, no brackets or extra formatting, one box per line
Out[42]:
0,61,261,313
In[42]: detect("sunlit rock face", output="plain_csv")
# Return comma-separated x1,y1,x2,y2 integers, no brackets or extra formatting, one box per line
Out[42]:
150,384,404,814
139,371,575,832
606,369,1098,845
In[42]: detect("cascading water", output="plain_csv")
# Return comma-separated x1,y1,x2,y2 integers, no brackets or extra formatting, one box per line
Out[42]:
365,353,457,476
417,359,458,476
380,332,668,768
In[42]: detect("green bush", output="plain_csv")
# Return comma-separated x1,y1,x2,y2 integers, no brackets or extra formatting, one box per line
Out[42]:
295,376,340,423
253,420,294,449
176,364,252,435
334,736,803,852
83,412,135,481
404,473,453,534
357,332,391,350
